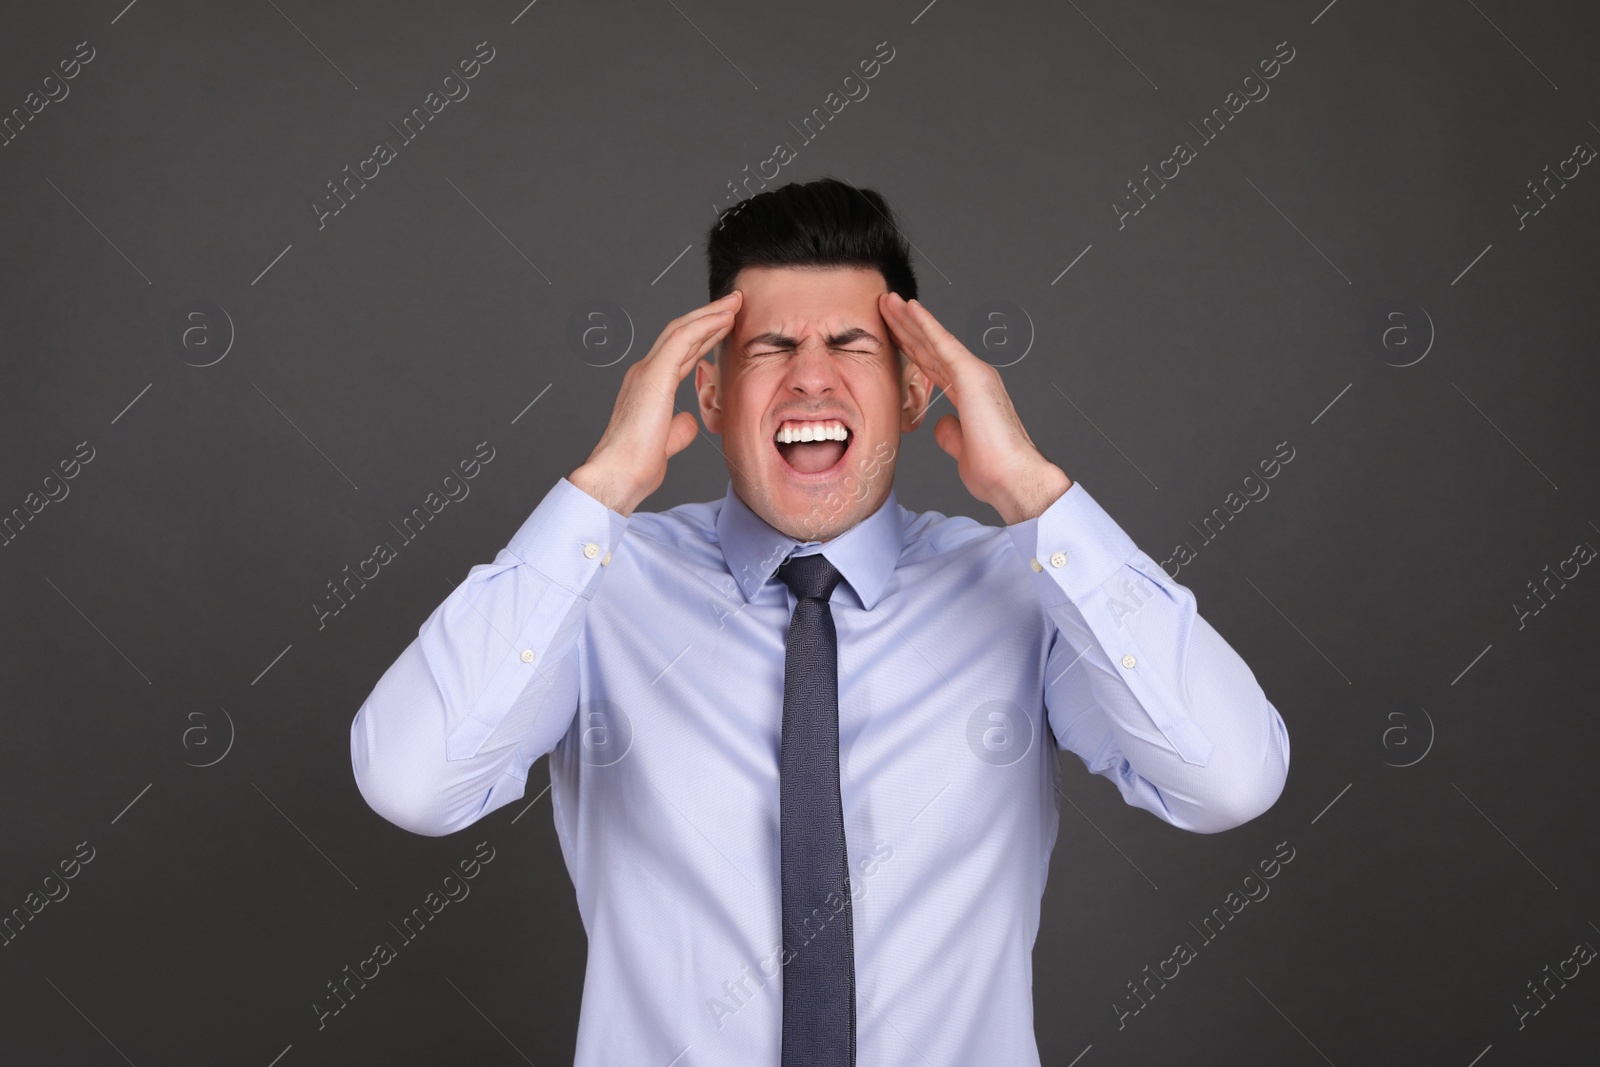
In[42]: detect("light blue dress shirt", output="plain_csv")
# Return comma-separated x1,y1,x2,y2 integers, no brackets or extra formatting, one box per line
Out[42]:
351,474,1290,1065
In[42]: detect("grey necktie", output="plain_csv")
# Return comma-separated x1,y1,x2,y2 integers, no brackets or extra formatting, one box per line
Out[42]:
775,551,855,1066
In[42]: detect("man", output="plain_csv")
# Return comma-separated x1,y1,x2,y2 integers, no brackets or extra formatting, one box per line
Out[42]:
350,177,1290,1065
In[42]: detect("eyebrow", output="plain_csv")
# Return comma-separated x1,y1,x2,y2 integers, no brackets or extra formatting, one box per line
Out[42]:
742,327,883,353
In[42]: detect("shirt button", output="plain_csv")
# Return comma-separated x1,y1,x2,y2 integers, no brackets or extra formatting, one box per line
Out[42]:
583,542,599,559
1030,558,1043,573
521,649,536,663
600,551,612,565
1121,654,1137,669
1050,551,1068,568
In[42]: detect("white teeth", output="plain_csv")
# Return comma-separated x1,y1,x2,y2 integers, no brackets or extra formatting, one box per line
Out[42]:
774,420,850,445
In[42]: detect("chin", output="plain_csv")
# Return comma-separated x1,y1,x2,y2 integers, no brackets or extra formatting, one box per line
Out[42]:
736,429,894,542
770,469,887,544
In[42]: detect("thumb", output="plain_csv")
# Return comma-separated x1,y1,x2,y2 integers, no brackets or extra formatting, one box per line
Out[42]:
664,410,699,458
933,413,963,462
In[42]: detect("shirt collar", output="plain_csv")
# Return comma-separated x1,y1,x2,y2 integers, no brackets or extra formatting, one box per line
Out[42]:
714,478,904,610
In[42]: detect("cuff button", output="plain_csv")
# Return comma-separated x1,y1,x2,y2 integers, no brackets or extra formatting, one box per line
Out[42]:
583,542,600,559
1050,551,1067,568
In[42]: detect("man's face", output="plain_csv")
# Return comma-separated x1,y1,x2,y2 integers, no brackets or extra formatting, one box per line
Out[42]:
695,265,929,543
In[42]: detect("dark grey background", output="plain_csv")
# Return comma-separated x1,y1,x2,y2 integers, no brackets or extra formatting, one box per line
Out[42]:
3,0,1597,1063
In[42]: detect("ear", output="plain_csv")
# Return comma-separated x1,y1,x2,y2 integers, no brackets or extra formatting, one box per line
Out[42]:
695,351,723,435
898,352,930,433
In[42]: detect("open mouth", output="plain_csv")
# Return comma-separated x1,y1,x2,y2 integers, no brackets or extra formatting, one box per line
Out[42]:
772,418,854,479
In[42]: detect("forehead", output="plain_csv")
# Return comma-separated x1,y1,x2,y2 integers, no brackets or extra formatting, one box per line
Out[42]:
731,265,887,325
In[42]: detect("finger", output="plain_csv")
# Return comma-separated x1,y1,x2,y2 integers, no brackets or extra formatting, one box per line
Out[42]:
669,309,737,380
648,308,737,384
660,289,744,336
624,311,735,425
664,410,699,458
693,288,743,322
933,413,963,461
882,294,949,381
673,291,741,357
642,292,741,375
878,294,925,365
905,297,956,339
902,297,983,382
880,295,952,391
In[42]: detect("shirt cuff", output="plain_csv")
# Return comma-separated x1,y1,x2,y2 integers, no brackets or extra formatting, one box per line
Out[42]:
505,476,631,597
1006,480,1140,606
441,478,628,762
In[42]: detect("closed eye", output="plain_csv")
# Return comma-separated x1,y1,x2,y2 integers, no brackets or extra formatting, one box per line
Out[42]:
750,348,878,357
742,328,885,359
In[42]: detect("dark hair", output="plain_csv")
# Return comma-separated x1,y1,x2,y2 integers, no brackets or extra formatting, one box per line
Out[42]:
705,176,918,308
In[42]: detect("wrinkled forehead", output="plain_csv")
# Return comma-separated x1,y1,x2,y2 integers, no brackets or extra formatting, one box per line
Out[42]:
719,265,897,363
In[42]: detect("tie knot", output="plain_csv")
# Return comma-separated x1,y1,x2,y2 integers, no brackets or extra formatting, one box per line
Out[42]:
777,551,843,602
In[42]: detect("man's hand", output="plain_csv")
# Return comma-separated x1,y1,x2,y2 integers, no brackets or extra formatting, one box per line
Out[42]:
879,291,1072,525
569,290,743,516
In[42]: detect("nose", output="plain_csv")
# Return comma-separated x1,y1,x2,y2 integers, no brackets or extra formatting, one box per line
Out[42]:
783,336,842,397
